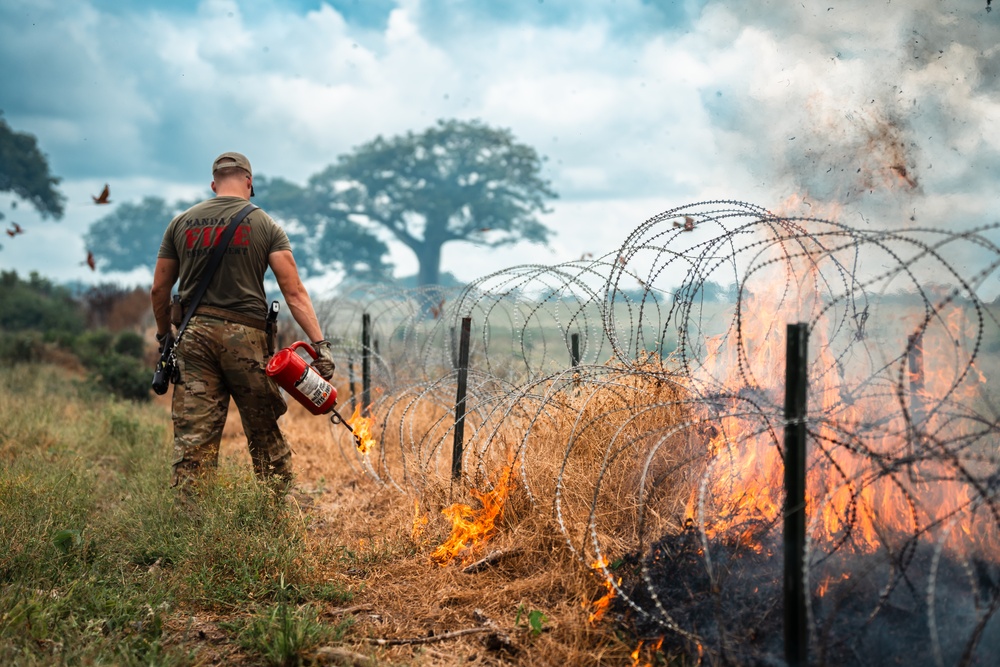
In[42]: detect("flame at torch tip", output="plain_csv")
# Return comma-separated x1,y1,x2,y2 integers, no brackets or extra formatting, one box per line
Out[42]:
348,403,376,455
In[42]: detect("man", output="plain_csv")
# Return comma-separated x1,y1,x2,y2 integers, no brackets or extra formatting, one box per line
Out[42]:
150,151,335,494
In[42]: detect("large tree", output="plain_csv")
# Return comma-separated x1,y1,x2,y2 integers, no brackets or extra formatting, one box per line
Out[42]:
0,113,65,219
307,119,557,287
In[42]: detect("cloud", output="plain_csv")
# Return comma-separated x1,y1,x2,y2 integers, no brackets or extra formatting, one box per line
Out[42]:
1,0,999,290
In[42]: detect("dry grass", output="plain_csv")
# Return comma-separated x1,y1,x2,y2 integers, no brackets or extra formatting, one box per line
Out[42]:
200,360,698,665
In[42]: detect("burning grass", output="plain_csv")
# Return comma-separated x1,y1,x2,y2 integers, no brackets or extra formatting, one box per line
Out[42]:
267,355,702,665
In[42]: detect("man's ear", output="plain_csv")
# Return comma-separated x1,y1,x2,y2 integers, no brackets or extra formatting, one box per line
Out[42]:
211,180,217,193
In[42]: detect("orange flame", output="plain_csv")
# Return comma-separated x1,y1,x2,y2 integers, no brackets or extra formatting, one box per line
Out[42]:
585,557,618,625
348,403,376,455
816,572,851,597
630,637,664,667
430,466,513,566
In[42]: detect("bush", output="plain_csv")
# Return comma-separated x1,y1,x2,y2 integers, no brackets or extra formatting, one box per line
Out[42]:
73,329,115,366
0,330,45,364
0,270,85,335
113,331,146,359
87,353,151,402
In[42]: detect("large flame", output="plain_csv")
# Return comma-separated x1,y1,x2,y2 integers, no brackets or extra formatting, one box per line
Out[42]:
430,466,513,566
685,242,988,555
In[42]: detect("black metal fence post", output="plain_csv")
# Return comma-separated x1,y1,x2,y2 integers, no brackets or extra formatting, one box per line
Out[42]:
362,313,371,415
784,323,809,667
451,317,472,480
348,358,357,414
571,333,580,367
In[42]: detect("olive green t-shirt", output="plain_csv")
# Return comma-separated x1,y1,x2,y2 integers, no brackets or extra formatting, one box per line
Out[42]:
157,196,291,318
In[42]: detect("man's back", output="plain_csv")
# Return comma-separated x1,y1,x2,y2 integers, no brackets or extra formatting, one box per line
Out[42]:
157,196,290,317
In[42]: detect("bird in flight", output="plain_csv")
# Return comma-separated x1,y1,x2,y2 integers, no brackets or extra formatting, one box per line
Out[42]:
5,222,23,237
429,298,445,319
83,251,96,271
92,184,111,204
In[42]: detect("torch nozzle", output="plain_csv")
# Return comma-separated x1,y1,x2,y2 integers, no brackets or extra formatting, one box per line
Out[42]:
329,406,366,451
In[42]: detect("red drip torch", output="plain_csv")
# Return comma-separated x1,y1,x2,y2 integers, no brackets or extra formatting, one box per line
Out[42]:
265,341,363,448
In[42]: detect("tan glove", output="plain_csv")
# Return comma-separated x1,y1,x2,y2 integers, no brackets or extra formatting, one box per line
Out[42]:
311,339,336,380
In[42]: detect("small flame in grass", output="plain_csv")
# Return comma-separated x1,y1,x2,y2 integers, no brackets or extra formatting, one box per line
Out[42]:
411,497,428,542
630,637,664,667
817,572,851,597
586,557,618,625
348,403,376,455
430,466,513,566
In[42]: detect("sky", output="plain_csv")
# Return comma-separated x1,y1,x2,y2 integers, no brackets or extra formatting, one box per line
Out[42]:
1,0,999,296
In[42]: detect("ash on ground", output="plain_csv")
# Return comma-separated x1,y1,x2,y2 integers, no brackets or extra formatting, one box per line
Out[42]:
614,522,1000,666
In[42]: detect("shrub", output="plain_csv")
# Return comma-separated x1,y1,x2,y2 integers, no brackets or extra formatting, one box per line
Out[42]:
113,331,146,359
0,270,85,335
87,353,151,402
74,329,115,366
0,330,45,364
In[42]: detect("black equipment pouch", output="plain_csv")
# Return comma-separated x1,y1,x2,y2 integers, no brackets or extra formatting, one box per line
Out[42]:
265,300,280,356
170,294,183,327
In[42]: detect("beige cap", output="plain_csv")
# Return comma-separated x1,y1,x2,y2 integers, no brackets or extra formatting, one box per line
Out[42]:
212,151,252,176
212,152,254,196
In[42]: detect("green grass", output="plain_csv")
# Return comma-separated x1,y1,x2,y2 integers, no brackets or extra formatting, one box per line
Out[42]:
0,364,353,666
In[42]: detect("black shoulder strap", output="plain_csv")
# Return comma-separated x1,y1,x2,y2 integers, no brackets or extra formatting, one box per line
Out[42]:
176,203,258,338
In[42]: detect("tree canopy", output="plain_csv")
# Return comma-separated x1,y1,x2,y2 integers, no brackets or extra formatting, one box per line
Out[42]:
85,119,556,288
306,119,557,287
0,113,65,219
83,196,189,273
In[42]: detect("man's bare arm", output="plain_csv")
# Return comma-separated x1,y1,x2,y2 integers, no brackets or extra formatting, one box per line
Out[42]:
150,257,179,336
269,249,324,342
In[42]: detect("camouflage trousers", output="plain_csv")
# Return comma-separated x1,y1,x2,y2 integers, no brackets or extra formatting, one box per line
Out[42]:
170,315,291,490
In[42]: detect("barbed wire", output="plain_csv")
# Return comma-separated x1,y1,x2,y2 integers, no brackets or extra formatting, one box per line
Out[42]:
313,201,1000,666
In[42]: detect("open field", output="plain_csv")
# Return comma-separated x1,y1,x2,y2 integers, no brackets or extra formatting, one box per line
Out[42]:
0,361,687,666
5,203,1000,665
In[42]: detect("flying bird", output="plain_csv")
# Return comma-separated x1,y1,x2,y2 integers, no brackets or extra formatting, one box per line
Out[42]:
429,298,445,320
5,222,23,237
92,184,111,204
673,216,696,231
83,251,96,271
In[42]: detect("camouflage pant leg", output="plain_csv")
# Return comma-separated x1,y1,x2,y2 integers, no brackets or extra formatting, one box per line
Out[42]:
171,318,229,488
216,320,291,486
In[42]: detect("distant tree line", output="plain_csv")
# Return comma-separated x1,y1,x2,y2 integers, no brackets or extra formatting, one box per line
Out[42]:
86,119,557,289
0,271,154,401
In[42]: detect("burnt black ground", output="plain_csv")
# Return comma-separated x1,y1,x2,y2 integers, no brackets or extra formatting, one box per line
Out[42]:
613,524,1000,666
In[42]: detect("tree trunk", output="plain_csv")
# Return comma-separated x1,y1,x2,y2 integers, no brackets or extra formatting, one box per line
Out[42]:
416,241,442,287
